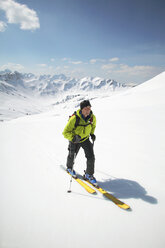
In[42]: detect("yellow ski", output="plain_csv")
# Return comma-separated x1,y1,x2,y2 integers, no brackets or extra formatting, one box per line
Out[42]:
66,171,96,194
74,177,96,194
86,181,130,210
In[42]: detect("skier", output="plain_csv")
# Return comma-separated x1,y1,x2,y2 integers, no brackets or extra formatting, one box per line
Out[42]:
62,100,97,185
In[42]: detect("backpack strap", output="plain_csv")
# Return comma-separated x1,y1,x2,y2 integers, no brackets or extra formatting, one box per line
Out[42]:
89,116,93,125
70,111,80,129
74,112,80,128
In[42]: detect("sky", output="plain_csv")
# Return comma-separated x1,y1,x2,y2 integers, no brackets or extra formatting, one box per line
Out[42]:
0,0,165,83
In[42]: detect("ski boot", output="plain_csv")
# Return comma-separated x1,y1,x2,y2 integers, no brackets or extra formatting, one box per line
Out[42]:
83,172,98,187
66,168,77,178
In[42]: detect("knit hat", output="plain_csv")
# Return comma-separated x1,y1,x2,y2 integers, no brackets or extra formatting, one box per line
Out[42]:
80,100,91,110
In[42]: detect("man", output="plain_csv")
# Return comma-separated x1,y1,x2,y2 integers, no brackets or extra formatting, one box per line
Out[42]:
62,100,97,185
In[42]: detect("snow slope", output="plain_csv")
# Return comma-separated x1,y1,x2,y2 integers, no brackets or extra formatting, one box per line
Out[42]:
0,72,165,248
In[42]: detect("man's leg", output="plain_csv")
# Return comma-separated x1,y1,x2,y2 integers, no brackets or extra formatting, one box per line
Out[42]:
66,141,80,169
81,139,95,175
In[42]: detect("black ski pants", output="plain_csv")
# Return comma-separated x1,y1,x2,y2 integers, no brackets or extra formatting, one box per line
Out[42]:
66,138,95,175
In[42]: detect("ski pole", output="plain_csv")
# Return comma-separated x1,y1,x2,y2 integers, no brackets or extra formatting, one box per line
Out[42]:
67,152,76,193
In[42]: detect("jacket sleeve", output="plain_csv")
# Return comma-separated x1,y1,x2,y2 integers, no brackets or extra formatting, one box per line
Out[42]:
62,116,76,141
91,114,96,135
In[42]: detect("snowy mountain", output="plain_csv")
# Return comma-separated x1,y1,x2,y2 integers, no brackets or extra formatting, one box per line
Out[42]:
0,70,136,96
0,71,165,248
0,70,137,121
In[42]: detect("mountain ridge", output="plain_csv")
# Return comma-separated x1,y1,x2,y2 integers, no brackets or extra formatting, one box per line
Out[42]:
0,70,137,97
0,70,139,121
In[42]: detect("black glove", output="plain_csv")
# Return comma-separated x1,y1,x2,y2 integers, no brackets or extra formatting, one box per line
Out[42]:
90,134,96,142
72,135,81,144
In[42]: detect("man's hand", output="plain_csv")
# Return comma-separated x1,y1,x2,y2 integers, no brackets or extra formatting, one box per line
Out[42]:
90,134,96,142
72,135,81,144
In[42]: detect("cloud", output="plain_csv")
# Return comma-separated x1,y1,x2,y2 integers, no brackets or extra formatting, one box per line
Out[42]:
109,57,119,62
89,58,106,64
101,63,117,71
62,58,82,65
89,57,119,65
70,61,82,65
37,64,47,67
101,62,165,82
50,58,55,62
115,64,157,76
0,62,24,71
0,0,40,31
0,20,7,32
90,59,97,64
61,58,70,61
102,63,158,76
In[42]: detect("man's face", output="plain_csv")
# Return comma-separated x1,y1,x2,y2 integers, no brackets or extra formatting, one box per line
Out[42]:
82,106,91,117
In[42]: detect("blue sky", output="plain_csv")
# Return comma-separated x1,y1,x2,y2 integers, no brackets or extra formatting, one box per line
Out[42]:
0,0,165,83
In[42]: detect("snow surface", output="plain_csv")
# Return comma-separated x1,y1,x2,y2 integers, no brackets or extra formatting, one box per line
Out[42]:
0,72,165,248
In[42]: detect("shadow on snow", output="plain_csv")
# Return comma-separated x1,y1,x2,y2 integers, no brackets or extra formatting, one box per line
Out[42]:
60,164,157,204
98,178,158,204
